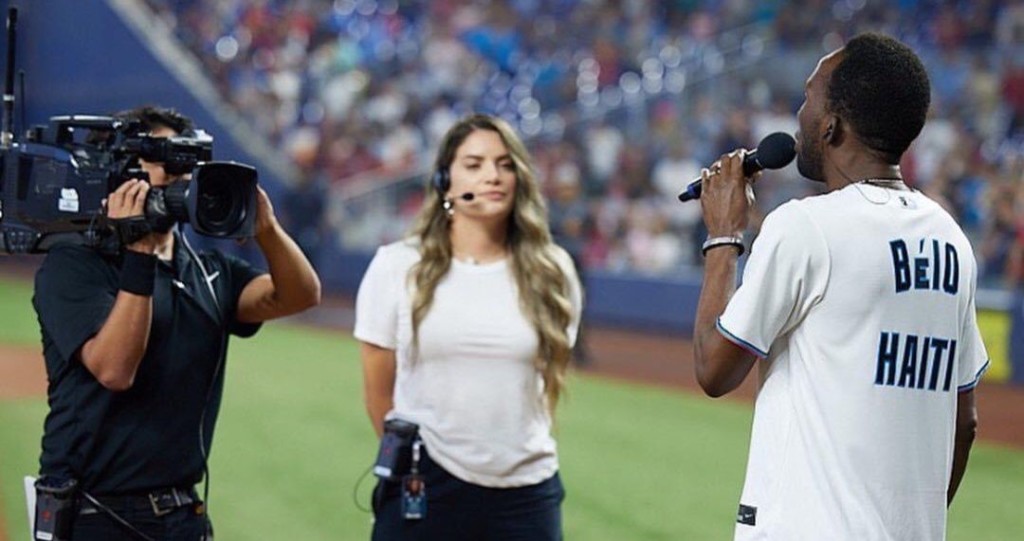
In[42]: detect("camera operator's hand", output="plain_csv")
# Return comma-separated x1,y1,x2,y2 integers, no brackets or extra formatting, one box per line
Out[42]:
253,186,279,237
235,184,321,323
107,179,156,253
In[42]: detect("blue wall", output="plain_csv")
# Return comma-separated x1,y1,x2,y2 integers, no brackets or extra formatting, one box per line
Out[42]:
1010,294,1024,384
581,271,701,333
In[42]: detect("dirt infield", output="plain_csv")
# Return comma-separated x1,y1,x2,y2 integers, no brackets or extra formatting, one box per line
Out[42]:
0,346,43,541
0,346,46,400
0,346,41,541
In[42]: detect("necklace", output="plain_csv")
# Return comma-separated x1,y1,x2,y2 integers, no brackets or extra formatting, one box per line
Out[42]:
856,177,908,190
849,177,913,206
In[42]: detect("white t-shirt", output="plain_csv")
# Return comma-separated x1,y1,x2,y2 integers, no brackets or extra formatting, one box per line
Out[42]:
354,239,582,488
719,184,989,541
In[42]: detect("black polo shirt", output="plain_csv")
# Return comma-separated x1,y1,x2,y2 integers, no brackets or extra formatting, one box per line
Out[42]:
32,236,264,494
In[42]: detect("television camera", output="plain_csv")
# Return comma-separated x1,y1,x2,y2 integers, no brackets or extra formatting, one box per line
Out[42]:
0,7,258,254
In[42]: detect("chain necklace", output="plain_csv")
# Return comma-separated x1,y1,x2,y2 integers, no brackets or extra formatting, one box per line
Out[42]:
849,177,913,206
856,177,909,190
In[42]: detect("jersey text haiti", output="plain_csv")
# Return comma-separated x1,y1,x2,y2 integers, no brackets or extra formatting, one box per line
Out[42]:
876,238,960,391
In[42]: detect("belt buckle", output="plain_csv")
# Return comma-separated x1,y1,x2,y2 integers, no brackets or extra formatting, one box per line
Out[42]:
148,490,179,517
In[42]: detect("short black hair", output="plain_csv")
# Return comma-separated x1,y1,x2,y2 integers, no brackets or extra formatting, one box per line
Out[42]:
827,33,930,164
115,105,195,136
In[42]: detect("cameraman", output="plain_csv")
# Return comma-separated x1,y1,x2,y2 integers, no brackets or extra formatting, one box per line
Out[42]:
31,106,321,540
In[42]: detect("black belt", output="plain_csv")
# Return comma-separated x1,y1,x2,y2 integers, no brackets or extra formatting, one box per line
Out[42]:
80,487,198,518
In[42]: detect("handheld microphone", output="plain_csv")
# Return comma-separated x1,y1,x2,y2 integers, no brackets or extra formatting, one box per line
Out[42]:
459,192,475,201
677,132,796,202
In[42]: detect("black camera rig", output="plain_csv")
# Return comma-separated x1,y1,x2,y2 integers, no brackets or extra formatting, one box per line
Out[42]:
0,6,258,254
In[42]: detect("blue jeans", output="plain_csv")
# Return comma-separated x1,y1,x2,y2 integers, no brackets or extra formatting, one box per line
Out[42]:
372,448,564,541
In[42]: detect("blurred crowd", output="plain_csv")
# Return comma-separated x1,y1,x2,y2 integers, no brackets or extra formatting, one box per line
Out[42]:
142,0,1024,288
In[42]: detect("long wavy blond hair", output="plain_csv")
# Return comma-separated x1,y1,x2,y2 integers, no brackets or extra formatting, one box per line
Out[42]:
408,114,575,414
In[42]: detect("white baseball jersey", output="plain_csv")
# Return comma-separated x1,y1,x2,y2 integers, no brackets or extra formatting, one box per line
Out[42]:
354,239,582,487
718,184,989,540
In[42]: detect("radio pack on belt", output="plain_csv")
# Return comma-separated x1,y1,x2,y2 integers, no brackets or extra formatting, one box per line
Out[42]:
34,476,78,541
373,419,419,481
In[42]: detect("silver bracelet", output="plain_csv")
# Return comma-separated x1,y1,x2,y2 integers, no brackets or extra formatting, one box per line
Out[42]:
702,234,745,256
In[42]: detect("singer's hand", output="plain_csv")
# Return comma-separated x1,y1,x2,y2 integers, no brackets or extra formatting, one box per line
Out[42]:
700,151,755,237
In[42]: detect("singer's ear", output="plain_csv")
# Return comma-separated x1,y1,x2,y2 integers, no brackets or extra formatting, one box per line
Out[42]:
823,115,840,144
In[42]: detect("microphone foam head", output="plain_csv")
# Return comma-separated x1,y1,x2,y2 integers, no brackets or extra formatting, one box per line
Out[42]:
757,132,796,170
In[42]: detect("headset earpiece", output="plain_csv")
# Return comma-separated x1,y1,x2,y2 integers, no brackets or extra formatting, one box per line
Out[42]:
432,169,450,195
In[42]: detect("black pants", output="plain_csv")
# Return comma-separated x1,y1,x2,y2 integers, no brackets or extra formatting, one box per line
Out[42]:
72,500,210,540
372,449,564,541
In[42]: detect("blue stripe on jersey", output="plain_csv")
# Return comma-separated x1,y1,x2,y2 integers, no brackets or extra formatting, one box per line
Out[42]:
716,319,769,359
957,359,990,392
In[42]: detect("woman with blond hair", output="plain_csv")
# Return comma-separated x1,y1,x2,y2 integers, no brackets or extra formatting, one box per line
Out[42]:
355,113,582,540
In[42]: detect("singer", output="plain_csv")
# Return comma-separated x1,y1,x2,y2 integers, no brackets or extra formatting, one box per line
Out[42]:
354,114,582,540
692,33,986,540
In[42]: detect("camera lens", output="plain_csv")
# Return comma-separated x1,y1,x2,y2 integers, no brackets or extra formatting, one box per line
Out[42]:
196,178,245,232
189,162,257,238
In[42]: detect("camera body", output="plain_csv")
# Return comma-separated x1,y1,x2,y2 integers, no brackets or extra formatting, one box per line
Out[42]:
0,115,258,253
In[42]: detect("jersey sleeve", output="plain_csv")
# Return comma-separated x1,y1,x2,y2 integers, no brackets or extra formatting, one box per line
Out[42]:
216,251,266,338
956,258,989,392
32,245,117,365
354,245,401,349
718,202,830,358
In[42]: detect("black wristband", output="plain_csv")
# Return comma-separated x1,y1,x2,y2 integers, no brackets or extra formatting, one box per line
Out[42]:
119,250,158,296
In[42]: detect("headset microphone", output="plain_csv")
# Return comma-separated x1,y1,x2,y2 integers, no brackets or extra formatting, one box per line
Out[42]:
459,192,475,201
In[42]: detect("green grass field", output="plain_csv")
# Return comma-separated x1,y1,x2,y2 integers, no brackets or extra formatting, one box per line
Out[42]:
1,275,1023,540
